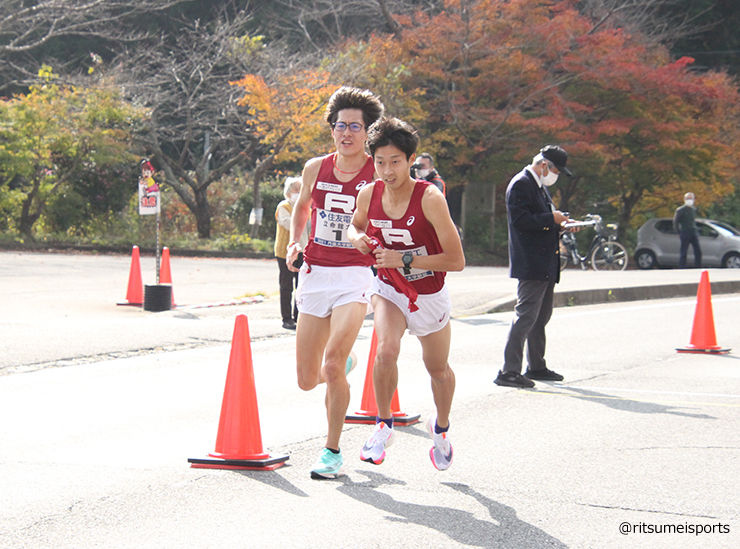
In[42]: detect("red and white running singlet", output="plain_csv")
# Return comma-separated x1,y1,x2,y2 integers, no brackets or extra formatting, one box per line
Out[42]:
366,180,445,295
304,153,375,268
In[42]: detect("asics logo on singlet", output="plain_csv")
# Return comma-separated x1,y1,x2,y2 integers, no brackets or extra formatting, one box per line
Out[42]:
406,216,415,226
356,180,369,190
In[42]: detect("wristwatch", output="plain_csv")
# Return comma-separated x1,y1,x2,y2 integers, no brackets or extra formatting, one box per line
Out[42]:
402,252,414,275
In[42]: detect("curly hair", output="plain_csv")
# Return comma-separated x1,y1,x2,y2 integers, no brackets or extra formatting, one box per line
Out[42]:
325,87,384,129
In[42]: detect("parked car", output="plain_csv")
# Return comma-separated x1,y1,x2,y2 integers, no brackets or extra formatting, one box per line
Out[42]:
634,218,740,269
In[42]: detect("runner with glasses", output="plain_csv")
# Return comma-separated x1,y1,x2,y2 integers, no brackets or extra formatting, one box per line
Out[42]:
286,86,384,479
332,121,365,133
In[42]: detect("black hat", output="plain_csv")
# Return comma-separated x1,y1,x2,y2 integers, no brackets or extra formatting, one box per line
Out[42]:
540,145,572,177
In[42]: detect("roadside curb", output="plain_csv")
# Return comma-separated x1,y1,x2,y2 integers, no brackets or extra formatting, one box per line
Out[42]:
456,279,740,317
0,242,273,259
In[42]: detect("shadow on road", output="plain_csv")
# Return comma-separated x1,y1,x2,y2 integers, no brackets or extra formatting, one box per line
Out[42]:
541,385,717,420
336,471,567,548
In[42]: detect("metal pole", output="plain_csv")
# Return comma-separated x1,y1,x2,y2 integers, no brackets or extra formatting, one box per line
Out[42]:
156,209,161,284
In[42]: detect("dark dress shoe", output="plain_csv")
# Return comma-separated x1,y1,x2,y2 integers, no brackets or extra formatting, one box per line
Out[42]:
494,370,535,388
524,368,564,381
282,319,297,330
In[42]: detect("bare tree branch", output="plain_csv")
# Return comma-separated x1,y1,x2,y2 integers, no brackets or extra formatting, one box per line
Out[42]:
119,5,267,238
579,0,715,45
0,0,191,53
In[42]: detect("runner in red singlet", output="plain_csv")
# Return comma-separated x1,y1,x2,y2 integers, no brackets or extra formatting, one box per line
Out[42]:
349,117,465,471
286,87,384,480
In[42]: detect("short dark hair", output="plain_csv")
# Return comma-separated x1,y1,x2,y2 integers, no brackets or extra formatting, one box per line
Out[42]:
325,87,385,129
367,117,419,160
418,152,434,165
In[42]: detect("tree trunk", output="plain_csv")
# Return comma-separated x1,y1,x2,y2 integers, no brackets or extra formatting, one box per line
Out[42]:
489,183,496,253
194,185,211,239
619,191,642,242
247,137,287,239
18,180,42,241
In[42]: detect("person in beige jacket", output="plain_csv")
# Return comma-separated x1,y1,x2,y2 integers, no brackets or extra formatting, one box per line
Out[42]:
274,176,308,330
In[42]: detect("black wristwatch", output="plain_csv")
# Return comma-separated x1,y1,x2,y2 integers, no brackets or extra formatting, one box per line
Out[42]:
402,252,414,275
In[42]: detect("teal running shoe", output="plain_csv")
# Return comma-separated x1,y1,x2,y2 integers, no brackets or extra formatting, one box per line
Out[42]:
346,351,357,376
310,448,344,480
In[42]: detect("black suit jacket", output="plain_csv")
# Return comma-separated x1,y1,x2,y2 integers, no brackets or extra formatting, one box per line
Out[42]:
505,168,560,282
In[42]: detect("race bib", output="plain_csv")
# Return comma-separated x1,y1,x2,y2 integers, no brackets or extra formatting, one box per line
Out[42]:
313,208,354,248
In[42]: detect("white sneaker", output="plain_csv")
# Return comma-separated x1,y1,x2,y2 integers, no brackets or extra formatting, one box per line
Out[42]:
425,415,453,471
360,421,395,465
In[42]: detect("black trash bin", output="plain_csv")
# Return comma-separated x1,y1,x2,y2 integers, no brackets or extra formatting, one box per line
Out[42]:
144,284,172,312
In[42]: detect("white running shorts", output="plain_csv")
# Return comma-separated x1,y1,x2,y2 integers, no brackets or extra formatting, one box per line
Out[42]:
365,276,451,337
296,264,374,318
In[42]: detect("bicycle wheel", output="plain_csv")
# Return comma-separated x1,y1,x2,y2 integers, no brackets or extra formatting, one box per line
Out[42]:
590,241,628,271
559,240,569,271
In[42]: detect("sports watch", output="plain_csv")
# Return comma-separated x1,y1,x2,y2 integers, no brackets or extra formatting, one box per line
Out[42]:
402,252,414,275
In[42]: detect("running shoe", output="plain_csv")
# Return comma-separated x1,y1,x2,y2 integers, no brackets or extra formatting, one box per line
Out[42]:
360,421,395,465
425,415,453,471
310,448,344,480
346,351,358,376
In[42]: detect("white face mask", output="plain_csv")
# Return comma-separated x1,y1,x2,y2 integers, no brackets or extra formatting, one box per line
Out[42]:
685,198,694,206
288,192,299,205
541,169,559,187
416,168,431,179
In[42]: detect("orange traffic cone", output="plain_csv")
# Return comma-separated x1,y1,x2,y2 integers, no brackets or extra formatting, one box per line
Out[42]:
189,315,289,470
677,270,730,354
345,329,421,425
117,245,143,306
159,246,176,307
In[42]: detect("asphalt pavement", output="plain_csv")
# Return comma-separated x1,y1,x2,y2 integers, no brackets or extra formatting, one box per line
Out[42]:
1,251,739,548
2,250,740,372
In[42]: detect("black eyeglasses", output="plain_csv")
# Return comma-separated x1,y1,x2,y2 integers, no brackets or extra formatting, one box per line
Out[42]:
332,121,365,133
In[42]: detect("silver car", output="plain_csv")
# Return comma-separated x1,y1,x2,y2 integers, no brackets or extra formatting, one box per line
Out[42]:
634,218,740,269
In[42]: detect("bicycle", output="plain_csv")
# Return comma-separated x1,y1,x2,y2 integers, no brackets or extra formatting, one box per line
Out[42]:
559,214,628,271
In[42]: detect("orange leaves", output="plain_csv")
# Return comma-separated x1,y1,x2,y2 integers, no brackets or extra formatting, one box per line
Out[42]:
592,119,637,138
231,70,336,163
232,74,272,116
227,0,740,232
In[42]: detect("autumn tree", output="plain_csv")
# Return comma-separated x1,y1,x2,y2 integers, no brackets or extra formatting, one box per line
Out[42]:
332,0,740,253
556,42,740,232
230,69,337,237
0,67,143,239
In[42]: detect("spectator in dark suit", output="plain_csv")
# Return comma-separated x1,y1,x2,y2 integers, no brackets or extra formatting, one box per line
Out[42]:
494,145,574,389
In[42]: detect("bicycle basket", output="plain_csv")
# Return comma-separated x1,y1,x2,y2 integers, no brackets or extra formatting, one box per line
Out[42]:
592,215,605,234
605,223,619,240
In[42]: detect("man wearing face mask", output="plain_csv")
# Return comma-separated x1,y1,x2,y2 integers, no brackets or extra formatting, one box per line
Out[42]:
274,176,308,330
494,145,574,388
411,153,446,195
673,192,702,269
